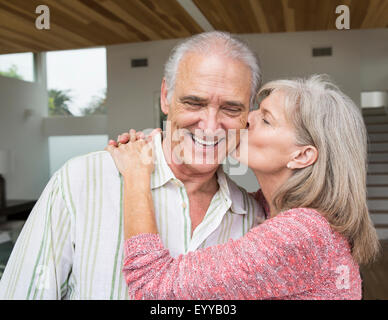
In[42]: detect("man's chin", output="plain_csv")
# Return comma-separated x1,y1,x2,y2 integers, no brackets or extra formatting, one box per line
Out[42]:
182,161,221,174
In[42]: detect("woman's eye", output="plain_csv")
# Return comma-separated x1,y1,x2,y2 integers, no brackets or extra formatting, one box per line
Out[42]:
262,118,270,125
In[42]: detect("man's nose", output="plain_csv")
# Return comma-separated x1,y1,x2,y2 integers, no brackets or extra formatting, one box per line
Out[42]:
198,108,221,132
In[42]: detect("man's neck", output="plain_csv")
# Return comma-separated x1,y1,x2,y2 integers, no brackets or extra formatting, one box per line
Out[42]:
162,138,219,195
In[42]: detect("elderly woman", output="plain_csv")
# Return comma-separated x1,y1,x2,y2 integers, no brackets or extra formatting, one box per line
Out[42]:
106,75,380,300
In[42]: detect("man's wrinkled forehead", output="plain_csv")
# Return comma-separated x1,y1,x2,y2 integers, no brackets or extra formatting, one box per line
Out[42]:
174,53,252,100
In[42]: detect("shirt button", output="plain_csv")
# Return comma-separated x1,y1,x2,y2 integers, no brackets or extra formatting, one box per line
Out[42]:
182,202,187,209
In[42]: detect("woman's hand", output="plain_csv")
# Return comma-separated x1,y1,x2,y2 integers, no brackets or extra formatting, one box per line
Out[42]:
105,138,154,180
105,128,161,179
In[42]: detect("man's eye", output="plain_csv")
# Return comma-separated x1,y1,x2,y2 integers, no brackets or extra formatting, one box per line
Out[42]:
262,118,270,125
186,102,202,107
224,108,240,113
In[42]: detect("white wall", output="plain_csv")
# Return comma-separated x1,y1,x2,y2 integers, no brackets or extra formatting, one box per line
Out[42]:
106,39,180,137
244,30,362,106
106,28,388,191
0,75,49,200
360,28,388,92
48,135,108,175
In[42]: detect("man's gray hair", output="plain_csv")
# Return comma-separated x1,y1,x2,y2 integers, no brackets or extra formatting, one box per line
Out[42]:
163,31,262,109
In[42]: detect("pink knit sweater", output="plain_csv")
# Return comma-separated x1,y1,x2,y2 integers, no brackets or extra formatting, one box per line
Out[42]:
122,200,361,299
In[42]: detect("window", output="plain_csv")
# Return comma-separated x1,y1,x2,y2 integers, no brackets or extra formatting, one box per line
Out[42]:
48,135,108,176
47,47,107,117
0,52,34,82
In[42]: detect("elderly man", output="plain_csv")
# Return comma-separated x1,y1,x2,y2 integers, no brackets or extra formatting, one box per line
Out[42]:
0,31,264,299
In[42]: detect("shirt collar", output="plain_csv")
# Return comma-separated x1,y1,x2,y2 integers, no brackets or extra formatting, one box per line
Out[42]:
151,132,247,215
219,168,248,215
151,132,175,189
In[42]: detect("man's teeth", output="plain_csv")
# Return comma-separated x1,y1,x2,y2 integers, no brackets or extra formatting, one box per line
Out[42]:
192,134,219,146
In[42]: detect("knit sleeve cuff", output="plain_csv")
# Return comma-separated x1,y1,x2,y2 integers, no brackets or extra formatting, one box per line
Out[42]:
124,233,165,259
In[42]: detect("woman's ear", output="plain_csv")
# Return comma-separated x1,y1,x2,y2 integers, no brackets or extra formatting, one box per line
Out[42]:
287,146,318,169
160,78,169,116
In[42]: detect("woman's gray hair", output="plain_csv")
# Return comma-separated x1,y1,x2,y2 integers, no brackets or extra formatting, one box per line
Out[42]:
164,31,262,109
258,74,380,265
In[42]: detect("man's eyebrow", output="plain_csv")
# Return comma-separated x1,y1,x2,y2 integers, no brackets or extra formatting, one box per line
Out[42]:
180,95,207,102
180,96,246,109
224,100,246,109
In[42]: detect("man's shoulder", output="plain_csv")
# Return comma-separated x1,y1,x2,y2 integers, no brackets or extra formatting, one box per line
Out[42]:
57,150,119,178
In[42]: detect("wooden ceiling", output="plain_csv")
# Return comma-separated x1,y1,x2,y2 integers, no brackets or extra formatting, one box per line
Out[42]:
0,0,387,55
194,0,388,34
0,0,203,54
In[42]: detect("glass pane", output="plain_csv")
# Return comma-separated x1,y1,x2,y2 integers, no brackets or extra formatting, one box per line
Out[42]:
47,47,107,116
0,52,34,82
48,135,108,176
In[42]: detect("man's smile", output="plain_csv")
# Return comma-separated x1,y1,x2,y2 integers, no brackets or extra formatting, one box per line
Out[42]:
188,132,226,149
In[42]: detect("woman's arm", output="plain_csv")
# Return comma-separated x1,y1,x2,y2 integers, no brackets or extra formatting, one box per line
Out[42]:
122,209,329,300
123,173,157,239
105,129,159,238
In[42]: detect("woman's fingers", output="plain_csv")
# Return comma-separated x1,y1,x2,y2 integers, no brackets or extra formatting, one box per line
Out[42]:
105,144,115,154
136,131,146,140
129,129,137,142
108,139,118,147
111,128,161,148
118,133,130,144
150,128,162,137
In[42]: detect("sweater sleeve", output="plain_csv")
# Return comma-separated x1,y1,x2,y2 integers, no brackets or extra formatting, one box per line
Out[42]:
122,209,328,300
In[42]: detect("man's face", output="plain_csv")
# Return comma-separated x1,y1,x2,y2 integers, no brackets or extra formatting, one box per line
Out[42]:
161,52,252,174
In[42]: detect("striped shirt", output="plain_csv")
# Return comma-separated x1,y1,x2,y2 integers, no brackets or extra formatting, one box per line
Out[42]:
0,133,264,299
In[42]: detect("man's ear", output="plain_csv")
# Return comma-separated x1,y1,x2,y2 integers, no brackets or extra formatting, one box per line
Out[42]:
287,146,318,170
160,78,169,116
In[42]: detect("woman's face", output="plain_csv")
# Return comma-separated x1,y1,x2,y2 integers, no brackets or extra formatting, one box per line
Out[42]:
237,91,299,174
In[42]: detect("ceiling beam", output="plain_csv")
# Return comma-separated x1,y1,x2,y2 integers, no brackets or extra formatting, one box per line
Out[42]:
372,0,388,28
361,0,383,28
61,0,140,42
176,0,214,32
98,0,161,40
128,1,179,38
281,0,296,32
248,0,270,33
0,27,53,52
